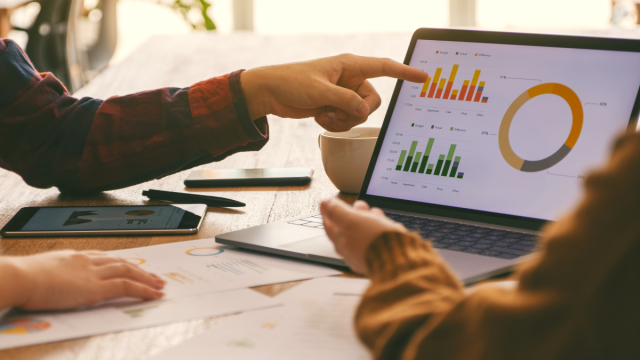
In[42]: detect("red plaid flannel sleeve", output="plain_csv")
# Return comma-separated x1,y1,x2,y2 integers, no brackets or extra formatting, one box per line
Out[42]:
0,39,268,193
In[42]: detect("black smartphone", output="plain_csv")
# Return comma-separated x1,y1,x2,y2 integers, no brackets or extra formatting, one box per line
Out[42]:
0,204,207,238
184,168,313,187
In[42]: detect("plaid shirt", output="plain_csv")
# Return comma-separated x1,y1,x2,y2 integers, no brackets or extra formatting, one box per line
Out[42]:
0,39,269,194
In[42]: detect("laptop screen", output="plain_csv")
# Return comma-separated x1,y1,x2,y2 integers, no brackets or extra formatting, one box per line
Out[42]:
365,39,640,221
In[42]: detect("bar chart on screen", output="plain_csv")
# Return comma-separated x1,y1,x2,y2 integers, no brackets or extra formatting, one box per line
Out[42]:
419,64,490,103
394,138,466,179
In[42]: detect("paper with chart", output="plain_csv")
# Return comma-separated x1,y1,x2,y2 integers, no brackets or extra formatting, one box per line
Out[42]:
108,238,341,299
152,277,372,360
0,289,279,350
0,237,340,350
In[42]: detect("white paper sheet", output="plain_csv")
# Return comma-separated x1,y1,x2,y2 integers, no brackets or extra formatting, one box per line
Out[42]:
0,289,279,350
151,277,372,360
108,238,341,299
0,238,341,350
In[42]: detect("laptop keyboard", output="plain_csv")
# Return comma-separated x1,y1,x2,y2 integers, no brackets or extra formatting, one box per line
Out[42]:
386,213,539,260
288,215,324,229
289,213,539,260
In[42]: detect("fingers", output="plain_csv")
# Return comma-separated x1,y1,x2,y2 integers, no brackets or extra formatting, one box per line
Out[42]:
320,199,356,228
101,279,164,301
91,255,127,266
322,83,369,117
353,200,370,211
370,207,386,217
315,112,349,132
355,56,429,83
335,80,381,122
98,262,164,290
322,215,340,243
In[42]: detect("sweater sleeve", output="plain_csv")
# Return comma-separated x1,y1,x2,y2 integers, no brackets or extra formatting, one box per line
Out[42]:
0,39,268,193
356,132,640,360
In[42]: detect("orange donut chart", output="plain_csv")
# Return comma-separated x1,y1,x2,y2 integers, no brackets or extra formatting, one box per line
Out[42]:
185,247,224,256
499,83,583,172
126,258,146,266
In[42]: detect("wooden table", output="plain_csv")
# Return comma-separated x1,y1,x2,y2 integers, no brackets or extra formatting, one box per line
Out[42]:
0,32,413,360
6,28,640,359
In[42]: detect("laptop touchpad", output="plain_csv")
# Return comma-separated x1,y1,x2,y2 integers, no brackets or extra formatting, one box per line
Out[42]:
279,235,342,259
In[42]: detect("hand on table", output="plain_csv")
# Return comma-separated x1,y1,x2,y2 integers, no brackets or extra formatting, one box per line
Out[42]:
321,199,407,275
1,251,165,311
241,54,429,132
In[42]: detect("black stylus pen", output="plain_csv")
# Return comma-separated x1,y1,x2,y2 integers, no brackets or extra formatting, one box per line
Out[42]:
142,189,246,207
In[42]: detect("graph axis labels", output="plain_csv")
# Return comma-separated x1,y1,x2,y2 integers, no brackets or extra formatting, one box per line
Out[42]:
499,83,583,172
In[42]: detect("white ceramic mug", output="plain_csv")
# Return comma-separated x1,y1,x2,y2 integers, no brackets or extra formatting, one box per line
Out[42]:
318,127,380,194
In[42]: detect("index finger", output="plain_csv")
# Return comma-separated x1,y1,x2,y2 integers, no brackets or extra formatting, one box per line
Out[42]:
356,56,429,83
320,199,354,227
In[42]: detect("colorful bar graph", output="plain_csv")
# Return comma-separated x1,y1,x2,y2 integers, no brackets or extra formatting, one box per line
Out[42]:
465,70,482,101
418,138,435,173
426,163,435,175
434,154,445,175
449,156,461,177
396,150,406,171
473,81,485,102
458,80,470,101
410,152,422,172
427,68,442,98
457,172,464,179
441,144,457,176
402,141,418,171
415,64,487,103
419,78,430,97
426,164,434,175
435,78,447,98
442,64,459,99
394,139,465,179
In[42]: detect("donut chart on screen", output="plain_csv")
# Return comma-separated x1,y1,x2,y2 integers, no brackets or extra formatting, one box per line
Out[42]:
499,83,583,172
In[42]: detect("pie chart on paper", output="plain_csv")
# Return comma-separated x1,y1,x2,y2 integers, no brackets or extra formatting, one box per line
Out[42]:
0,318,51,335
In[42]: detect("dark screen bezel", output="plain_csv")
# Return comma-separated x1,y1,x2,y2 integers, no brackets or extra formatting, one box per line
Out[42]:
1,205,202,232
359,28,640,231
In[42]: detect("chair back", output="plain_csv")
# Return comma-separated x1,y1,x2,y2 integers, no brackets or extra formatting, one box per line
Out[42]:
23,0,117,93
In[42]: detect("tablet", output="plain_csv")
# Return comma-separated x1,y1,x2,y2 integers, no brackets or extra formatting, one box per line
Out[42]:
0,204,207,237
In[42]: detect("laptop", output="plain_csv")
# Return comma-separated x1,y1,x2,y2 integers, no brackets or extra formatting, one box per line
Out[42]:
216,28,640,285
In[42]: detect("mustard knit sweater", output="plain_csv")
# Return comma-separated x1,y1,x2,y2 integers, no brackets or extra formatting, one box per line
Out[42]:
356,132,640,360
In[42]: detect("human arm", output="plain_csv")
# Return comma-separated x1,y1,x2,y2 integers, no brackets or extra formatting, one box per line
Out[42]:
0,39,427,193
322,132,640,360
0,251,164,312
0,39,268,194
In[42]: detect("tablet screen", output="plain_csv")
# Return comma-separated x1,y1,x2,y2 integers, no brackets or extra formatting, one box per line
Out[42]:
20,206,186,231
366,39,640,221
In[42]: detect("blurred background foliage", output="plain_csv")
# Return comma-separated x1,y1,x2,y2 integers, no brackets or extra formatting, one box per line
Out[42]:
157,0,216,30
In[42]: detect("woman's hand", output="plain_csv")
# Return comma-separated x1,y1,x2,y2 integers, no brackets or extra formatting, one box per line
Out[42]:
0,250,165,311
321,199,407,275
241,54,429,132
